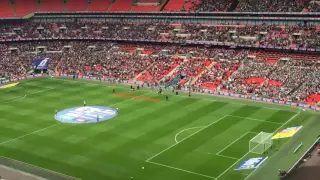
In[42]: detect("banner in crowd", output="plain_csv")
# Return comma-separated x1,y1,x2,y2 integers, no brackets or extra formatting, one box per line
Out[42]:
272,126,303,139
235,157,268,170
32,58,50,70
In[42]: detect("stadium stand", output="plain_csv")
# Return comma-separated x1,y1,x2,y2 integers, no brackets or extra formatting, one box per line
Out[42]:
235,0,306,12
0,0,15,17
0,40,319,105
109,0,133,11
191,0,232,12
87,0,112,11
132,5,158,12
65,0,88,11
39,0,63,12
163,0,184,11
15,0,39,17
308,1,320,12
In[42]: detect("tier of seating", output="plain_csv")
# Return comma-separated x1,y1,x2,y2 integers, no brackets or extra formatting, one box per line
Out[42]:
109,0,133,11
132,5,158,12
15,0,38,17
0,0,14,17
0,22,319,50
87,0,112,11
40,0,63,12
0,0,318,17
235,0,306,12
0,41,319,104
191,0,232,12
65,0,88,12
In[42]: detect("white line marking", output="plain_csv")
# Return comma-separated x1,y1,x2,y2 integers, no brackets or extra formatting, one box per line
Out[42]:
146,160,215,179
227,115,282,125
242,112,301,180
216,154,238,160
0,87,150,145
216,132,253,156
26,88,55,96
215,112,300,180
146,116,228,162
0,156,80,179
174,126,206,143
0,123,61,145
0,95,27,104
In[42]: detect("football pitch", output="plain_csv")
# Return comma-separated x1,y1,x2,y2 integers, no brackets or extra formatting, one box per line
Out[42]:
0,77,319,180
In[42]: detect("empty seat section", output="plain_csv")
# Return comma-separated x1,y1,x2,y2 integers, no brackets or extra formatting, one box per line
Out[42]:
40,0,63,12
163,0,184,11
132,5,157,11
0,0,14,17
87,0,111,11
109,0,132,11
15,0,38,17
66,0,88,11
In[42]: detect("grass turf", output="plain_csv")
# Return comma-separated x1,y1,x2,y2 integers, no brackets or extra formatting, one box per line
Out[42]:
0,77,318,180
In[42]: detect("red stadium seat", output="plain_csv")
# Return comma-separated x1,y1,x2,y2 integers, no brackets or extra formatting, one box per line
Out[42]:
109,0,133,11
132,5,157,12
0,0,15,17
40,0,63,12
66,0,88,12
15,0,38,17
87,0,111,11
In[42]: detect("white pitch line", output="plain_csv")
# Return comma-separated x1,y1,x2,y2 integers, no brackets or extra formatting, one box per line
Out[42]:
216,154,238,160
174,126,206,143
146,160,215,179
0,95,27,104
146,116,228,162
216,132,253,156
26,88,55,96
215,111,301,180
243,112,300,180
227,115,283,125
0,123,61,145
0,84,151,145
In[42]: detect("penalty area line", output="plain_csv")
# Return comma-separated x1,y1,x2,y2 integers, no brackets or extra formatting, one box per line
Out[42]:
146,116,228,162
146,160,216,179
215,112,301,180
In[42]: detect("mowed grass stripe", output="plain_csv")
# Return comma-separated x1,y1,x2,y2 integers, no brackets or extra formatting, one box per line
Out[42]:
0,146,112,180
0,79,310,180
1,98,202,179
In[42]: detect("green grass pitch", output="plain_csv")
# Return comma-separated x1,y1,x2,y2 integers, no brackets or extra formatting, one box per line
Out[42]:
0,77,318,180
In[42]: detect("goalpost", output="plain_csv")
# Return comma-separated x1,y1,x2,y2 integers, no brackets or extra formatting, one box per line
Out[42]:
249,132,273,154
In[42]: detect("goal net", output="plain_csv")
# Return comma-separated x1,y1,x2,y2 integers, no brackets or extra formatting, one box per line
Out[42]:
249,132,273,154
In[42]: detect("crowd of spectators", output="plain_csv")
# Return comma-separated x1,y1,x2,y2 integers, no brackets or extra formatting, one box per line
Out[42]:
308,2,320,12
235,0,306,12
0,22,319,49
190,0,233,12
0,40,319,104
